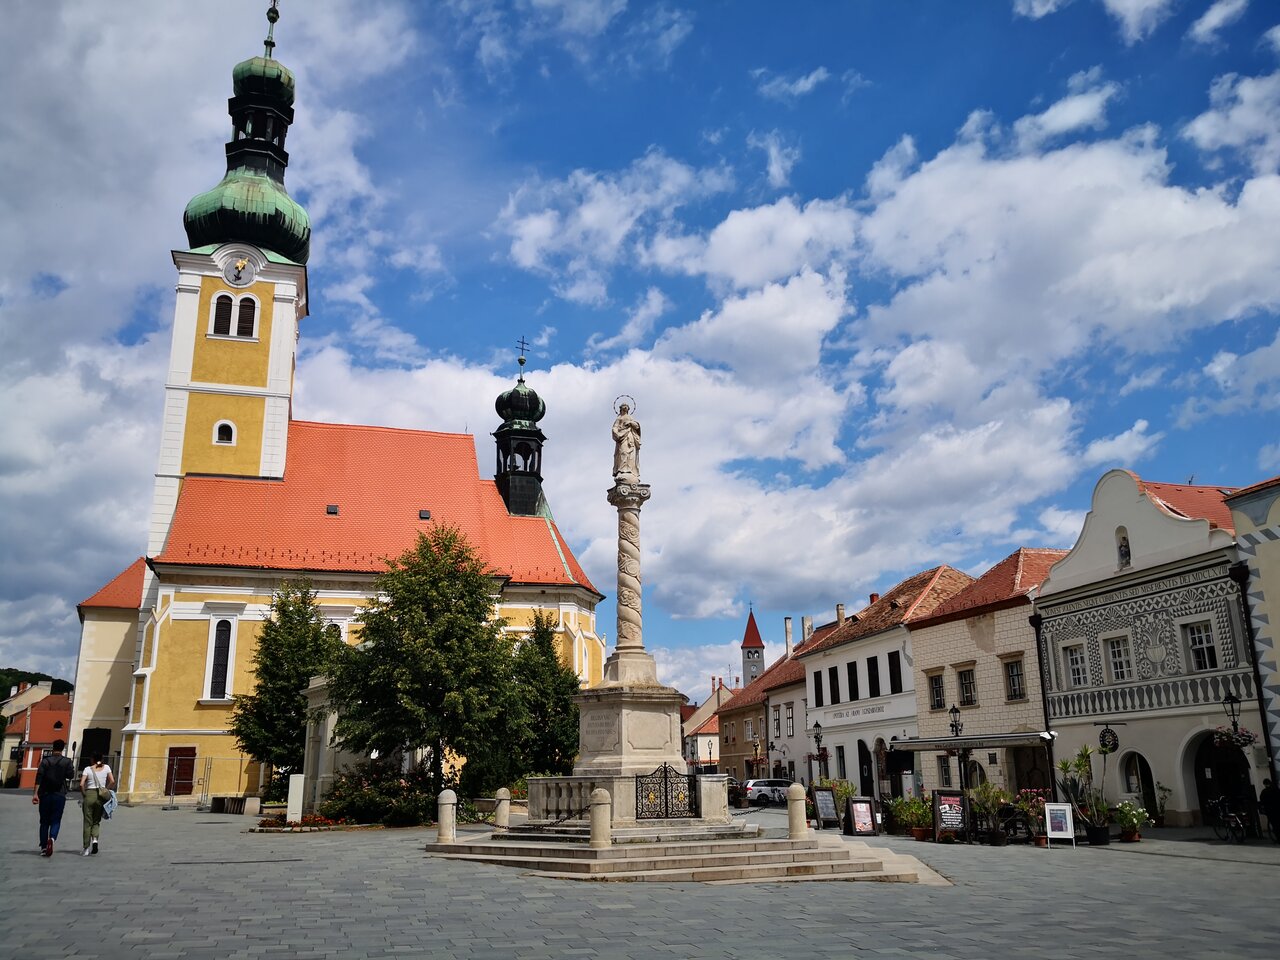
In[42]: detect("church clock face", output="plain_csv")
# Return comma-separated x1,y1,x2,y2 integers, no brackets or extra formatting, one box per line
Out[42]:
223,257,256,287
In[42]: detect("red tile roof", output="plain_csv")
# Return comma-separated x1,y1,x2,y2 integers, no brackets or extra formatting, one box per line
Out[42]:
796,565,975,659
715,634,819,715
154,420,598,593
912,548,1069,628
1224,473,1280,502
1130,473,1237,534
680,704,698,723
692,714,720,736
740,610,765,649
79,557,146,611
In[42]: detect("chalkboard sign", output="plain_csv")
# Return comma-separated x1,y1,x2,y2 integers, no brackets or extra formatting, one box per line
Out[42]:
933,789,966,842
811,786,839,829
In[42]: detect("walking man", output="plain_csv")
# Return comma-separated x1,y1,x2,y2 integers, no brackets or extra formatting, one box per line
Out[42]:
32,738,76,856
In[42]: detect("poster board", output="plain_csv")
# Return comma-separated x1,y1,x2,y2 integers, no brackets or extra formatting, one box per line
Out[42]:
811,786,840,829
932,789,966,842
847,796,877,836
1044,802,1076,848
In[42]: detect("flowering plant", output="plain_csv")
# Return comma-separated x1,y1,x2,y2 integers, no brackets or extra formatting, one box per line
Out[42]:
1014,788,1051,834
1212,726,1257,749
1112,799,1152,833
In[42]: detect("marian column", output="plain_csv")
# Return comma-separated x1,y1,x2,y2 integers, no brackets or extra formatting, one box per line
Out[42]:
604,403,656,679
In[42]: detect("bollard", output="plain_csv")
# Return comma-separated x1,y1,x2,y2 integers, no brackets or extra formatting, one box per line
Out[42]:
787,783,809,840
437,789,457,844
589,788,612,850
495,787,511,831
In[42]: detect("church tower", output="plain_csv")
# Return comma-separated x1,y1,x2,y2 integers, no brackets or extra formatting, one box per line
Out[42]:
147,2,310,557
493,354,548,516
741,608,765,683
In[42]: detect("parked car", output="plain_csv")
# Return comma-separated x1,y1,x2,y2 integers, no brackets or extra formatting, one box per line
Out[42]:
744,779,792,806
725,777,743,805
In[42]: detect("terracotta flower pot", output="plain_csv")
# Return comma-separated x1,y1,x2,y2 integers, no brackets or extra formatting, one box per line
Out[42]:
1120,829,1141,842
1034,835,1048,847
911,826,930,841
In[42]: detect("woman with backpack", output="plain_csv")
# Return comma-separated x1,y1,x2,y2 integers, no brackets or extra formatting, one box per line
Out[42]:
79,753,115,856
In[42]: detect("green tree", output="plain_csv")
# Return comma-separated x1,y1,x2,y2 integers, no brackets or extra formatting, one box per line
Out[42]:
228,580,342,793
513,610,580,775
460,610,581,795
324,526,515,797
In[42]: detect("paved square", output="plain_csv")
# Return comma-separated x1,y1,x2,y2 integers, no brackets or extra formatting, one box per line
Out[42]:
4,792,1277,959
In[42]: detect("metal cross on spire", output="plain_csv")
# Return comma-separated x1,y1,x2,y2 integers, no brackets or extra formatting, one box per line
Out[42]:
516,336,530,376
264,1,281,59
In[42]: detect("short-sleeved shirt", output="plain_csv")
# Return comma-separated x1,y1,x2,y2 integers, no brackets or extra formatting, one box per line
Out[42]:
82,764,114,790
36,755,76,795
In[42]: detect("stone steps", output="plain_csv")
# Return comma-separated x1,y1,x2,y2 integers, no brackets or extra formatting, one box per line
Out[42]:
506,822,758,844
425,834,921,884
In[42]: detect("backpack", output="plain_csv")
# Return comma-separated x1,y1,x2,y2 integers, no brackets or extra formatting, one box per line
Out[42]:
39,755,75,795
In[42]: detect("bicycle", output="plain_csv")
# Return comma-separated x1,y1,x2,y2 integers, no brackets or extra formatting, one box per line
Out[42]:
1207,796,1247,844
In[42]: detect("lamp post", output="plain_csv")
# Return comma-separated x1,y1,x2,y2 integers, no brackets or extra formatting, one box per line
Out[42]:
1222,692,1241,734
950,704,973,843
706,739,713,773
811,722,826,781
752,735,762,777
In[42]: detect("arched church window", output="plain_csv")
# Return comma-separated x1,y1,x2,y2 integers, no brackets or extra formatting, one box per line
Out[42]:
214,421,235,445
210,620,232,700
212,294,233,336
236,298,257,338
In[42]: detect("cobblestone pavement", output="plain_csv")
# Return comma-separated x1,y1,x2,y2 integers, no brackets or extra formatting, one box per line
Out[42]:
4,792,1278,959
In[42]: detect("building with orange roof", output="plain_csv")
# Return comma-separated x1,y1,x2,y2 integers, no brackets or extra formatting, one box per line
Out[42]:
795,566,974,801
899,547,1068,798
70,27,604,804
1035,468,1264,828
4,694,72,790
679,675,739,771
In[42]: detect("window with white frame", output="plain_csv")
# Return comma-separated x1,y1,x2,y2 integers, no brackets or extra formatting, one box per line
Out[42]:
206,618,234,700
785,703,794,737
1107,637,1133,682
1184,621,1217,671
928,673,945,710
209,292,259,338
745,718,753,740
1004,659,1026,701
937,755,953,788
213,420,236,445
958,667,977,706
772,705,781,739
1064,644,1088,687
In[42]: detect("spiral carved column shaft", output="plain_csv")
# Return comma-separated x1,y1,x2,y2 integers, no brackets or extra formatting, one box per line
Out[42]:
608,481,651,653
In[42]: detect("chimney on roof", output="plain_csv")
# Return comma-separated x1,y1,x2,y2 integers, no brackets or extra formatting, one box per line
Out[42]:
802,616,813,642
784,616,793,658
870,592,880,604
18,682,28,694
836,603,846,625
735,676,740,687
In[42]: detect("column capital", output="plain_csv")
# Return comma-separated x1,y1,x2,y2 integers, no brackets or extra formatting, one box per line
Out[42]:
607,482,651,509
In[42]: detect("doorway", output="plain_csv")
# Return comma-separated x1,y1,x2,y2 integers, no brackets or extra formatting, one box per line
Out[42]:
1121,751,1157,814
857,740,874,797
165,747,197,796
1192,734,1256,830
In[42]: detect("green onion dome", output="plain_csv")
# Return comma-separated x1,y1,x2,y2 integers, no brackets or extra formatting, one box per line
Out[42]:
495,374,547,429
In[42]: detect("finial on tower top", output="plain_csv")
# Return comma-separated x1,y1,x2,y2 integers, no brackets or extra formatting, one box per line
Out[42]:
516,336,530,380
264,1,281,59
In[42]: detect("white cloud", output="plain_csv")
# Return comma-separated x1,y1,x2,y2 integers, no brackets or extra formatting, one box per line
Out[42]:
1082,419,1162,465
499,148,733,303
754,66,831,102
1013,70,1120,148
1013,0,1074,17
587,287,670,353
1038,506,1088,545
1183,71,1280,174
1266,25,1280,54
1101,0,1178,43
1118,365,1167,395
1188,0,1249,45
747,130,802,188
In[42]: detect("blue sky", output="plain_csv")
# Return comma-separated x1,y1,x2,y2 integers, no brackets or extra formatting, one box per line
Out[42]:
2,0,1278,698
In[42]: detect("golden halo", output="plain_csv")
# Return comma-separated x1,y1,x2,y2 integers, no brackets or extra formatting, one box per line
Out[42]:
613,394,637,415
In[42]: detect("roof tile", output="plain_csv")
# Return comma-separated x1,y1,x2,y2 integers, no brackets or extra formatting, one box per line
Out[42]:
79,557,146,610
913,548,1069,627
1130,473,1237,534
155,421,597,592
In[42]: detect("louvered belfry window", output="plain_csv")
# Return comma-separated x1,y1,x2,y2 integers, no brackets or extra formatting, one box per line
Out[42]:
213,295,233,336
236,298,257,337
210,619,232,699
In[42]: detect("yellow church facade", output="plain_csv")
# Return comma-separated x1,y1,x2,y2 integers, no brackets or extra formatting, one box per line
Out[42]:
69,23,604,804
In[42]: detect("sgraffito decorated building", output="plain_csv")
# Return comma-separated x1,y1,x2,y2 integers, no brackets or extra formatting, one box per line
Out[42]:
69,13,603,804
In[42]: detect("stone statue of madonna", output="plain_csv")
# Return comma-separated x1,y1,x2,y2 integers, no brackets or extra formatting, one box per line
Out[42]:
612,403,641,482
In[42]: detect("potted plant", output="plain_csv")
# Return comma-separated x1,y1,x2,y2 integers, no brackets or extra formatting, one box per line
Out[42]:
1015,788,1050,846
1151,781,1172,827
1057,745,1111,844
894,795,933,840
1113,799,1153,841
967,781,1013,845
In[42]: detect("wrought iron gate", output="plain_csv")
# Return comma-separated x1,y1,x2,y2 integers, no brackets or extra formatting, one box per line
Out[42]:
635,763,698,819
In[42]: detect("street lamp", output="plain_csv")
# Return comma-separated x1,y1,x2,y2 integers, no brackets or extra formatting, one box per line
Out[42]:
949,704,972,842
949,704,963,738
706,739,713,773
811,722,826,780
1222,692,1242,734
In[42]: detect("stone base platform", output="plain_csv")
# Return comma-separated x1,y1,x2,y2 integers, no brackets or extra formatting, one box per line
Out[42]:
424,833,927,884
503,819,758,844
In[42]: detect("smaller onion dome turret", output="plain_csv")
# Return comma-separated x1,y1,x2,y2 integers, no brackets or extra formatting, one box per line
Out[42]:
183,3,310,264
493,355,549,517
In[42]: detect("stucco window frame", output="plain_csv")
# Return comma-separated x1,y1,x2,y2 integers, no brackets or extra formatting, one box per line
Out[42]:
1177,616,1219,674
936,754,953,788
1063,643,1089,689
1103,632,1134,684
200,602,246,703
952,660,978,707
998,654,1027,703
212,420,237,446
785,702,794,737
207,291,262,341
925,670,946,711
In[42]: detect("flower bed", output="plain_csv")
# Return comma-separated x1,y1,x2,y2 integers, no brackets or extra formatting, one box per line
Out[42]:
250,813,377,833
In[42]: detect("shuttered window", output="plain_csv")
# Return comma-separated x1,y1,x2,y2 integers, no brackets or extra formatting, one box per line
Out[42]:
236,298,257,337
210,619,232,699
212,295,233,335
